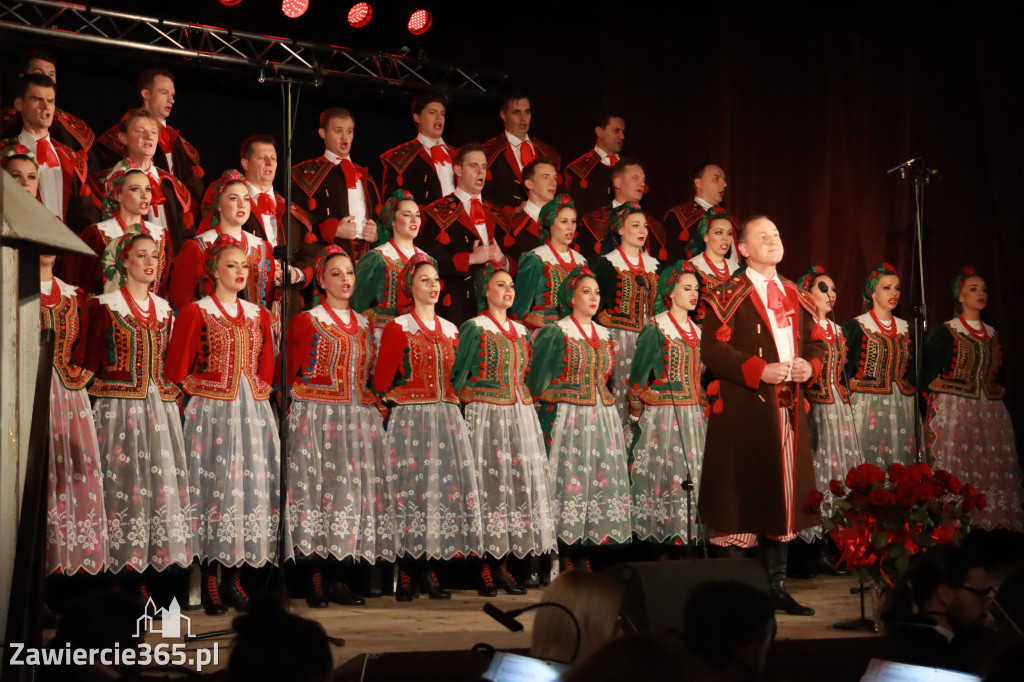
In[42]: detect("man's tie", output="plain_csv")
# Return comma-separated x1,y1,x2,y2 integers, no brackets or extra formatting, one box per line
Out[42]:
429,145,451,166
337,158,360,190
148,175,166,217
766,280,792,328
469,197,487,225
606,154,620,168
519,140,536,167
255,192,277,220
36,138,59,168
158,126,178,155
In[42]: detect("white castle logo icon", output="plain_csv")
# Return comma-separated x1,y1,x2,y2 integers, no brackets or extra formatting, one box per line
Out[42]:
134,597,193,639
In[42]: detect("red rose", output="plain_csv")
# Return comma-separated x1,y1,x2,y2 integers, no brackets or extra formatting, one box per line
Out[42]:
908,462,932,483
861,464,886,486
915,482,936,502
802,490,825,514
894,482,918,506
847,491,866,507
829,480,845,497
962,484,978,498
934,470,963,495
868,488,893,506
974,493,988,511
887,463,909,484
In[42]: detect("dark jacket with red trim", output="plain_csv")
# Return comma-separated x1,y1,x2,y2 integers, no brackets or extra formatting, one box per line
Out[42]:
96,118,204,212
577,203,668,261
698,270,825,537
42,138,102,232
562,150,615,217
244,189,319,321
419,194,516,325
480,133,561,209
379,138,453,206
290,156,380,264
501,205,544,266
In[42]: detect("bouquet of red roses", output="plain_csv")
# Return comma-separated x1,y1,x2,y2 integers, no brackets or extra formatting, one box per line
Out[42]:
808,462,986,585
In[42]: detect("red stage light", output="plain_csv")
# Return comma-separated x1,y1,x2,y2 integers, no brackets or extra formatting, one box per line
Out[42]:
281,0,309,19
348,3,372,28
407,9,432,35
219,0,243,6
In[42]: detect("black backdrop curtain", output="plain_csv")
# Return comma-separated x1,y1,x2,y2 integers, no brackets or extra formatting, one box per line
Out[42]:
2,0,1020,448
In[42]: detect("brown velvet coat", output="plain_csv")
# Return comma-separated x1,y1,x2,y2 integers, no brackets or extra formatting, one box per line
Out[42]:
698,270,825,536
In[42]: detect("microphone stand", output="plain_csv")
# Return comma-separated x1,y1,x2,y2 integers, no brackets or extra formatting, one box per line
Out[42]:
888,158,940,464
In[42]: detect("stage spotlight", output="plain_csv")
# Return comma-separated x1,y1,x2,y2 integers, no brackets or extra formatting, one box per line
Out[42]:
348,3,372,28
407,9,432,35
281,0,309,19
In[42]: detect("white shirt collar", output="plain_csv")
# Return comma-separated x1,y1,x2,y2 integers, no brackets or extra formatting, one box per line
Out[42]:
746,266,781,290
594,146,609,160
694,196,715,211
417,133,445,150
611,199,624,209
524,200,542,222
324,150,348,165
505,130,530,146
246,180,274,199
454,187,482,216
18,129,51,145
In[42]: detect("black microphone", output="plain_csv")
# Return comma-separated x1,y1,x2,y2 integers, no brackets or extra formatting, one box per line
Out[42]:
484,602,524,633
272,245,290,261
817,281,829,294
887,157,921,174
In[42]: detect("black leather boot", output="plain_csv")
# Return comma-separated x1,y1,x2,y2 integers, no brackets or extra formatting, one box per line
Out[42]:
306,568,329,608
420,564,451,600
760,538,815,616
478,558,498,597
396,563,418,602
201,563,227,616
222,565,249,611
494,558,527,596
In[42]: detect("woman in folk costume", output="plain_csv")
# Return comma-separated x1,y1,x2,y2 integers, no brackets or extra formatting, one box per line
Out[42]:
78,233,194,593
20,147,107,580
282,246,399,607
373,254,483,601
589,201,659,442
167,169,275,317
842,263,916,468
510,194,588,334
526,266,631,572
626,261,707,552
921,268,1024,531
351,189,432,348
687,206,740,285
164,236,280,615
62,165,172,296
453,263,557,596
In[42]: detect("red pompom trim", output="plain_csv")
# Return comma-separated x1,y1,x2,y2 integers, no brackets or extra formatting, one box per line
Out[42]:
659,247,668,261
707,380,720,397
303,232,317,245
712,399,723,414
193,165,205,179
715,324,732,342
579,179,588,189
504,234,515,249
183,212,194,230
442,294,451,307
308,198,317,211
396,174,404,186
811,325,825,341
437,231,450,246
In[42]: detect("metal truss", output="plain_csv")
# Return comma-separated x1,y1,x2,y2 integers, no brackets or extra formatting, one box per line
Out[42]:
0,0,507,95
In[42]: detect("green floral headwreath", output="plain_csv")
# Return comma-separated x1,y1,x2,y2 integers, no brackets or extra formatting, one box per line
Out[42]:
538,194,575,242
101,232,156,294
473,261,509,314
656,260,702,314
199,169,247,232
861,262,898,313
798,265,829,293
558,264,597,317
376,189,416,244
399,252,437,300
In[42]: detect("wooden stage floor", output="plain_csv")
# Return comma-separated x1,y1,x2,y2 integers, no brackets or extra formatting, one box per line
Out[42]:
164,574,872,674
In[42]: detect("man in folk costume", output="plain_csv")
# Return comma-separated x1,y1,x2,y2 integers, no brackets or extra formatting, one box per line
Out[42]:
291,107,380,263
106,109,195,253
95,68,205,210
699,215,825,617
664,162,736,264
562,113,625,217
419,143,514,324
577,158,666,260
481,92,561,209
502,158,559,264
241,134,318,320
1,50,96,157
10,74,100,232
380,92,455,205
